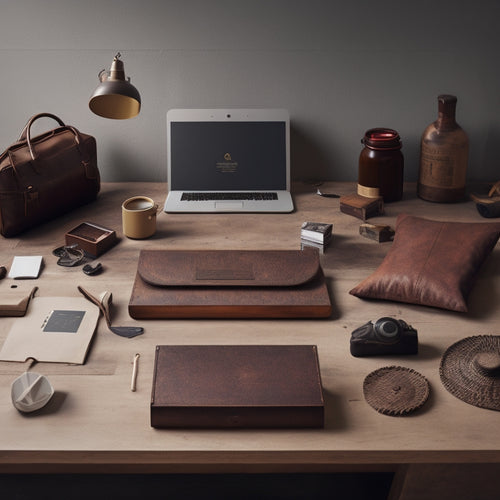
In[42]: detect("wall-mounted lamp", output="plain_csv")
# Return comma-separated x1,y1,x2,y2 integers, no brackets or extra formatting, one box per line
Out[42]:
89,53,141,119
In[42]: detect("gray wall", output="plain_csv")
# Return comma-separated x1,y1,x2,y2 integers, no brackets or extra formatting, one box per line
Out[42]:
1,0,499,183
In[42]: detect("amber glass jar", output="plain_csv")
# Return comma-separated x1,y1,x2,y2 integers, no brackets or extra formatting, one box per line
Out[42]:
418,95,468,203
358,128,404,202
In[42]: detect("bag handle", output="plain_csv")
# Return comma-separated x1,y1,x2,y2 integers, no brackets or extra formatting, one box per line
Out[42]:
18,113,81,161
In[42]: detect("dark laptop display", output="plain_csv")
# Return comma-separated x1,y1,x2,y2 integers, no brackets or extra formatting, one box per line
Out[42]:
170,121,287,191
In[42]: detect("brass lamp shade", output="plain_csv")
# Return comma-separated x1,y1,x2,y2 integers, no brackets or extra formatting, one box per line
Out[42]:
89,53,141,119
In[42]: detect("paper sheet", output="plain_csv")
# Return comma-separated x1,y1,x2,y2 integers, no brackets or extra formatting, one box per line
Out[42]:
0,296,100,364
7,256,43,279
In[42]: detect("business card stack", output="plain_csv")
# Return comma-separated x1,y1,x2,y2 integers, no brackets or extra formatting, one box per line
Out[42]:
301,222,333,253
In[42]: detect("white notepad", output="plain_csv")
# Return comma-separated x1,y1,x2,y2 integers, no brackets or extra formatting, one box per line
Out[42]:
8,256,43,279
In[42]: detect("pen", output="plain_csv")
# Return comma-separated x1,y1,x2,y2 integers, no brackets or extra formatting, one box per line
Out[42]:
316,188,340,198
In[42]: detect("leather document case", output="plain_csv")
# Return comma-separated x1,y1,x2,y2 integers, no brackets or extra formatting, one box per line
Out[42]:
128,248,332,319
151,345,325,428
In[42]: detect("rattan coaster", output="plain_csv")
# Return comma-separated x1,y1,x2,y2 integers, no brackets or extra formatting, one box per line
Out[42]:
363,365,430,416
439,335,500,411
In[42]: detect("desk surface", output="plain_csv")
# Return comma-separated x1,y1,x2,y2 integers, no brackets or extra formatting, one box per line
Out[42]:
1,182,499,474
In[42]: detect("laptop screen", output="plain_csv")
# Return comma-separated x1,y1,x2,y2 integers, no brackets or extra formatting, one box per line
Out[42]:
170,121,287,191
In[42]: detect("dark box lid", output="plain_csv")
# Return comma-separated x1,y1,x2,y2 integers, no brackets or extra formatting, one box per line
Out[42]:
151,345,325,429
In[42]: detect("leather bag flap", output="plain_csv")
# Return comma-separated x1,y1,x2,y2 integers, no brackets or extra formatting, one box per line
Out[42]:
137,248,321,287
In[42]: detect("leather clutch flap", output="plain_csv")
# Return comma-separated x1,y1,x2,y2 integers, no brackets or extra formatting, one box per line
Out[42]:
128,248,332,319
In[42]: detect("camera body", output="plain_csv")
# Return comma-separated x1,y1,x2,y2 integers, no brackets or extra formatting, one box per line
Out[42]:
350,317,418,357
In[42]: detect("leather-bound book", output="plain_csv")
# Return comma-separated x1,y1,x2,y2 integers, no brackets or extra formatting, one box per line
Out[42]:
151,345,325,429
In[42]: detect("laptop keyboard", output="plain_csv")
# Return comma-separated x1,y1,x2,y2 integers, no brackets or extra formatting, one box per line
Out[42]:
181,192,278,201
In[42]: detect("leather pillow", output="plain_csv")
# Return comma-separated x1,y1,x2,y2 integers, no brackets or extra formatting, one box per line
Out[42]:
349,214,500,312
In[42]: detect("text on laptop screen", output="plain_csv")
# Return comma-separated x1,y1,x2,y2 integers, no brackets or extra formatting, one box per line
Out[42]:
170,121,287,191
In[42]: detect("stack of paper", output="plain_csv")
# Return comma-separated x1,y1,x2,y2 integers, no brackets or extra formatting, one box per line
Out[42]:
301,222,332,253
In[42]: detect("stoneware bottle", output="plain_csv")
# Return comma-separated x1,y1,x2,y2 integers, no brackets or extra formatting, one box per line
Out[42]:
418,95,469,203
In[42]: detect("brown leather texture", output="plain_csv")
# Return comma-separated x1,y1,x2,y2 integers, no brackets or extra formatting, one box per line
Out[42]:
350,214,500,312
138,248,320,287
129,248,332,319
65,222,117,258
0,113,100,237
151,345,325,428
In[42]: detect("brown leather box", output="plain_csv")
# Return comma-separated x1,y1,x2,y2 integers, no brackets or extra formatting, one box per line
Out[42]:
65,222,117,257
151,345,325,429
128,248,332,319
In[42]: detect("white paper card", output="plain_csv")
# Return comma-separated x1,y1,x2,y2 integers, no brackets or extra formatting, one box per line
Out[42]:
8,256,43,279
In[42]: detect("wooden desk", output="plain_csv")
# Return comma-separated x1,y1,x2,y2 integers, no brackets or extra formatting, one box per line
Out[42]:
1,182,499,499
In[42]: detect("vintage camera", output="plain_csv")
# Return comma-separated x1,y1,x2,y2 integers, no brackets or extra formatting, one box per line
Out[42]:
350,317,418,357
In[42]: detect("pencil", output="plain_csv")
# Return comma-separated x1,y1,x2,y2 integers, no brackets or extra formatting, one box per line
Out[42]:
131,353,140,392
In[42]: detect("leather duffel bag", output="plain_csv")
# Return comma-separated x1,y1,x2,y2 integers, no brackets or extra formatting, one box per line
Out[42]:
0,113,100,237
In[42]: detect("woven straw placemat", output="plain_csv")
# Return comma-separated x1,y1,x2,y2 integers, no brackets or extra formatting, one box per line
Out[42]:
439,335,500,411
363,365,430,416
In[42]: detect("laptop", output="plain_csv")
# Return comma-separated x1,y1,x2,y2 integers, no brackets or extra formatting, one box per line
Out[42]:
164,108,294,213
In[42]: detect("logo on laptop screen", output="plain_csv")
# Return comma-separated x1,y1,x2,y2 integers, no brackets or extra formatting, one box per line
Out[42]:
216,152,238,173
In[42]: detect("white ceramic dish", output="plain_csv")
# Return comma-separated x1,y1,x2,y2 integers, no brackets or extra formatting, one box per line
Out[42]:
11,372,54,413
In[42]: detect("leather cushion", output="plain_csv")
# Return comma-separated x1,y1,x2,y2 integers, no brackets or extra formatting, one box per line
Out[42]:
349,214,500,312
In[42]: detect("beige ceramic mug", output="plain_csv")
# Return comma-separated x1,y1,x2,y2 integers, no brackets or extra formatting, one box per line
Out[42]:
122,196,158,239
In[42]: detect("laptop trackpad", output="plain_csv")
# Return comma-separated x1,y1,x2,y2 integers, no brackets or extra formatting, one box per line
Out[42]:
215,201,244,210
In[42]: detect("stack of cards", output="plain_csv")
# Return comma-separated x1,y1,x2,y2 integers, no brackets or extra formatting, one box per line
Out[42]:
301,222,333,253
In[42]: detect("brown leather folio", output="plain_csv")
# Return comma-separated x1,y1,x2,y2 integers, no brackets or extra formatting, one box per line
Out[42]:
128,248,332,319
151,345,325,428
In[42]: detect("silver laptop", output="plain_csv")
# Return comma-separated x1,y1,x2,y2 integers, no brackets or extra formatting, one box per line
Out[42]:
164,108,294,213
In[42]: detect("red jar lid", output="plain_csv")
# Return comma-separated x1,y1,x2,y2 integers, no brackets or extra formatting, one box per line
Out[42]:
362,128,402,150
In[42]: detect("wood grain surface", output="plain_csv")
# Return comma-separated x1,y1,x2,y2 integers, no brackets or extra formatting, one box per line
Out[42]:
1,182,499,482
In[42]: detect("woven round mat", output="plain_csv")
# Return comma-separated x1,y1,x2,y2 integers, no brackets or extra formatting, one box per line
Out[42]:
363,366,430,416
439,335,500,411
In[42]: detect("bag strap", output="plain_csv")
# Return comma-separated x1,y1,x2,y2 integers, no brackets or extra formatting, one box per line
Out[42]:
18,113,65,141
17,113,82,161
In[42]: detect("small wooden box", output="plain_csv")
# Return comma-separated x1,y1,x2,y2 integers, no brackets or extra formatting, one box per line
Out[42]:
359,223,395,242
65,222,117,258
151,345,325,429
340,194,384,221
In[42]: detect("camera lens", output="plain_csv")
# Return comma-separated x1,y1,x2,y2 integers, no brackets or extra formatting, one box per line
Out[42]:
375,317,400,339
